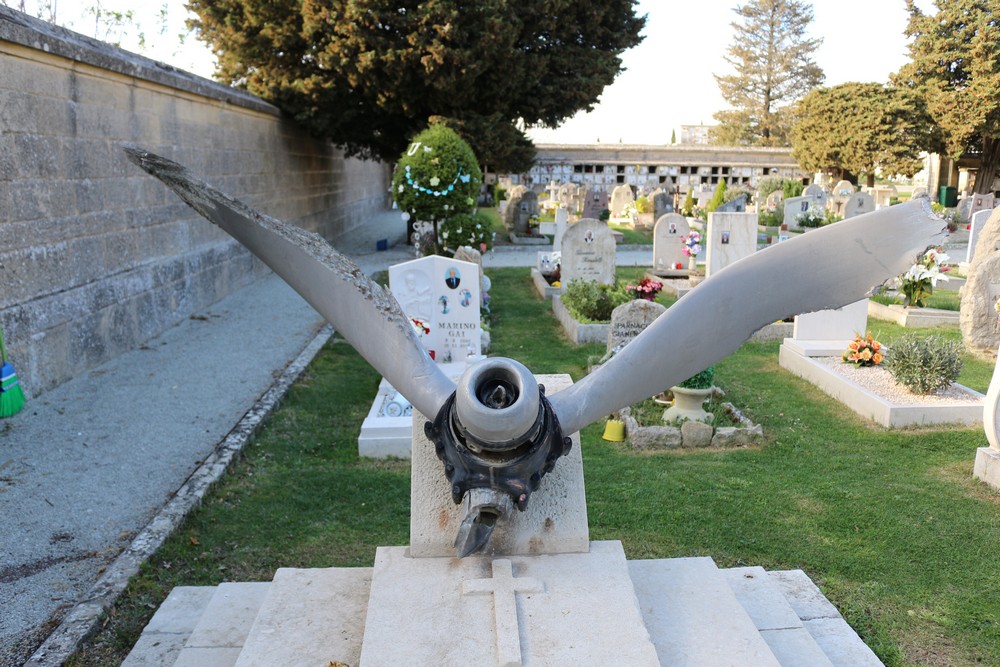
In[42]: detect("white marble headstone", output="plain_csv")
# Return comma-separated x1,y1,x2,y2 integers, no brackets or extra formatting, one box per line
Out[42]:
652,213,691,273
610,184,635,217
787,299,870,357
389,255,481,363
553,207,569,251
560,219,617,288
706,212,758,276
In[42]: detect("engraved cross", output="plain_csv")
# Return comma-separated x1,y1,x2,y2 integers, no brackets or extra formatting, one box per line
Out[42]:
462,559,544,667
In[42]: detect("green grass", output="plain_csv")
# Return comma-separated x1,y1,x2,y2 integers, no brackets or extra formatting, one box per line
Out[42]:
69,268,1000,667
608,222,653,244
872,289,962,312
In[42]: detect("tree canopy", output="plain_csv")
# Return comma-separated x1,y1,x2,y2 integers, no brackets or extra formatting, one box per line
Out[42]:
712,0,824,147
187,0,645,172
894,0,1000,193
790,82,942,186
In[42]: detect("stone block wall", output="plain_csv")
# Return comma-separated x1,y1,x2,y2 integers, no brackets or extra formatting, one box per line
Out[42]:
0,9,391,396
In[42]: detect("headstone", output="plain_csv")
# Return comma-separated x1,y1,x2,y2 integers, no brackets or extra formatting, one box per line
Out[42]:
705,212,758,276
454,245,486,297
967,209,992,265
784,299,870,357
843,192,875,219
961,208,1000,355
560,218,617,288
956,197,974,224
783,196,811,229
832,180,855,196
582,188,609,220
651,191,672,219
536,251,561,276
389,255,481,363
504,190,538,233
606,300,667,357
765,190,783,209
558,182,576,208
716,194,747,213
803,183,829,211
970,193,996,219
553,207,569,251
911,186,928,199
610,184,635,218
830,181,855,216
652,213,691,275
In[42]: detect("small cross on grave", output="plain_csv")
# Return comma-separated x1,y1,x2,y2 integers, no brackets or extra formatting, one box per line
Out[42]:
546,180,561,206
462,559,544,667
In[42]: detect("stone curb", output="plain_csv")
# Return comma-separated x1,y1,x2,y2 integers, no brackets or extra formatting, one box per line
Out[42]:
25,325,335,667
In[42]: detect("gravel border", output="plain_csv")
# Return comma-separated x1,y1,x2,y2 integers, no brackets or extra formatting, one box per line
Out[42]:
814,356,980,405
25,325,334,667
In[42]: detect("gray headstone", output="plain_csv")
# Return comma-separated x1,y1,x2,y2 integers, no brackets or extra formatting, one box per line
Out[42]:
803,184,828,211
560,218,617,288
970,193,995,219
653,213,692,272
716,194,747,213
652,191,672,219
505,190,539,233
607,299,667,355
956,197,974,224
843,192,875,219
582,188,609,220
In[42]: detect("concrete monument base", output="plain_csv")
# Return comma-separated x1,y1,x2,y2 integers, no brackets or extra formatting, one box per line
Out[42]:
973,447,1000,491
867,301,960,327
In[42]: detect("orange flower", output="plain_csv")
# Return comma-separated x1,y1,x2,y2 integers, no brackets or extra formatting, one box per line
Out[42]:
860,348,873,361
872,352,884,364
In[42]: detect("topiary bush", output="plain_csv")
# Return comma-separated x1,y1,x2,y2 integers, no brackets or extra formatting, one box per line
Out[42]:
707,180,727,212
561,279,630,323
437,212,494,257
392,123,483,252
885,335,963,394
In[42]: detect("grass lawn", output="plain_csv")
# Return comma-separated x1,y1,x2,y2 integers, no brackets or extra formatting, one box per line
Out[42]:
70,268,999,667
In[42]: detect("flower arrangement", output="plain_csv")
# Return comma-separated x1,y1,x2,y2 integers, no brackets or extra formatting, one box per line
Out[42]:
842,331,883,367
795,206,827,228
620,201,638,220
626,277,663,301
899,247,950,307
681,231,702,257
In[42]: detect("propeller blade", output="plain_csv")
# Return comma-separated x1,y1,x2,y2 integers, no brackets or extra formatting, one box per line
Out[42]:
548,200,949,436
124,146,455,420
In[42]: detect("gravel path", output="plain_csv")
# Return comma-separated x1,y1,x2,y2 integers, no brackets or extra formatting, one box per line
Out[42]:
815,356,982,404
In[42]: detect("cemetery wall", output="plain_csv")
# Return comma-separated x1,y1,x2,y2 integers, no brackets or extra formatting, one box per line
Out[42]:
0,9,391,396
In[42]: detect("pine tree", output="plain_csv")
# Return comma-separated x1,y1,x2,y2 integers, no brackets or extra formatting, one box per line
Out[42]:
707,180,727,212
186,0,645,172
712,0,824,147
894,0,1000,194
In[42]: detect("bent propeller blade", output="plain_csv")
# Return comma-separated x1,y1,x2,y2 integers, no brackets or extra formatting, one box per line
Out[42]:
549,199,949,436
124,146,455,420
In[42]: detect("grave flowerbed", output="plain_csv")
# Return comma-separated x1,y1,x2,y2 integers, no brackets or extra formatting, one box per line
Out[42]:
618,387,764,450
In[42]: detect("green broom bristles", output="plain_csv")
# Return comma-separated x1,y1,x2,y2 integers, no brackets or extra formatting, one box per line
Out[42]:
0,326,26,418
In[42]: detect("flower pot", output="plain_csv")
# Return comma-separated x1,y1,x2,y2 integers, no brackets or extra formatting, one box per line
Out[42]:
663,386,714,423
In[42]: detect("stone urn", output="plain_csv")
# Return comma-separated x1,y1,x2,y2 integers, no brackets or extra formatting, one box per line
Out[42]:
663,386,714,423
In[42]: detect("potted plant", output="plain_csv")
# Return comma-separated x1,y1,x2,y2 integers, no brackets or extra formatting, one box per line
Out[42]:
663,366,715,423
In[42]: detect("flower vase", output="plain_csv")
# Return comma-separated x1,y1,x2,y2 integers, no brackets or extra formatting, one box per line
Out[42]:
687,256,697,273
662,386,714,423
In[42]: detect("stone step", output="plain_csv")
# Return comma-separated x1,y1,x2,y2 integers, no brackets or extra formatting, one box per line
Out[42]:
722,566,835,666
121,586,215,666
629,556,782,666
768,570,884,667
170,581,270,667
233,567,372,667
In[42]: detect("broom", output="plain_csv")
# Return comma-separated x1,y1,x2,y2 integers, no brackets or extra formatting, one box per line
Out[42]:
0,324,26,418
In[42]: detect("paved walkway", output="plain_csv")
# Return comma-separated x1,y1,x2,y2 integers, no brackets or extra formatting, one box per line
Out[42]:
0,209,969,666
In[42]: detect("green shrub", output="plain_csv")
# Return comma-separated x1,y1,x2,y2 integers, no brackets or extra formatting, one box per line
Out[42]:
599,208,611,221
678,365,715,389
682,189,695,216
758,207,782,227
782,180,804,199
707,180,727,212
561,280,630,323
635,196,653,214
796,207,827,228
757,176,784,199
886,335,963,394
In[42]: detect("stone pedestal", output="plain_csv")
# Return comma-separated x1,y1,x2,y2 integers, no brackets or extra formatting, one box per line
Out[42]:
974,447,1000,491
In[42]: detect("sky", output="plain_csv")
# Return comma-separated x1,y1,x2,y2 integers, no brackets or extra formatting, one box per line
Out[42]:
19,0,935,145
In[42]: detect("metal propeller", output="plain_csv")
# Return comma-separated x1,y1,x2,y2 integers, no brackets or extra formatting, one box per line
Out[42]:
126,147,948,556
